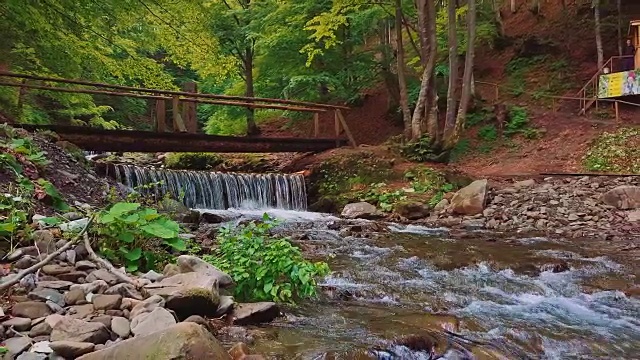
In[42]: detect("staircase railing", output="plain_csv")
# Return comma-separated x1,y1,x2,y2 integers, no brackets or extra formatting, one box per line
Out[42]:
577,55,634,115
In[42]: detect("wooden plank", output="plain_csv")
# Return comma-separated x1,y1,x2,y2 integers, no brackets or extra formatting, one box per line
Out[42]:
155,99,166,132
336,109,357,148
334,111,341,147
182,82,198,133
313,113,320,138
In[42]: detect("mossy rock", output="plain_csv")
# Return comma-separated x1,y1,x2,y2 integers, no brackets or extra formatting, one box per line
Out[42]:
164,152,223,170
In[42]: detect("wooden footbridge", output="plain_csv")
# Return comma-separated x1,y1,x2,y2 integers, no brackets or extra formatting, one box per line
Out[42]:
0,72,355,153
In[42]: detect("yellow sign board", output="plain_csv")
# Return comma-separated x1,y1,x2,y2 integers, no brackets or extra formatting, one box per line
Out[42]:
598,70,640,98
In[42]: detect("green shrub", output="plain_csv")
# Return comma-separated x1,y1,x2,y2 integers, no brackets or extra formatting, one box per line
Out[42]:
93,202,187,272
400,135,437,162
164,152,223,170
204,215,330,303
478,124,498,141
360,183,407,212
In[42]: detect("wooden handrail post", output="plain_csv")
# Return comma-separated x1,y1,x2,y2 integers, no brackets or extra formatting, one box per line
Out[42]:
334,110,341,147
182,81,198,133
615,101,620,124
313,112,320,138
154,99,166,132
172,95,187,132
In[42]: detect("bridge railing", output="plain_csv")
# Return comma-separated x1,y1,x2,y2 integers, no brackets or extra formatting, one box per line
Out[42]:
0,71,356,147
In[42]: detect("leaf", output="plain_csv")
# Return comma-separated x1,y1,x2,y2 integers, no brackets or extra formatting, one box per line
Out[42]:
117,232,135,243
263,282,273,294
141,222,178,239
120,247,142,261
164,237,187,251
125,261,139,273
41,217,61,226
109,202,140,216
123,213,140,223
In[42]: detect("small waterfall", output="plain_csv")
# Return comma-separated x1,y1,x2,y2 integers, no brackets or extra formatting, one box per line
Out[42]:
112,164,307,210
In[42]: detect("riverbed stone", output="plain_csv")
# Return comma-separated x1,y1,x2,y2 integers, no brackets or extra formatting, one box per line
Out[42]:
2,317,32,331
50,318,110,344
602,185,640,209
16,353,47,360
86,269,119,285
130,307,177,337
70,280,109,295
449,179,488,215
57,271,88,283
41,264,73,276
176,255,233,287
144,272,221,320
28,288,64,307
232,302,280,325
12,301,52,319
33,230,56,254
37,280,74,291
393,202,429,220
341,202,382,220
111,317,130,339
104,283,144,300
92,294,122,311
77,322,231,360
4,336,32,356
50,341,95,358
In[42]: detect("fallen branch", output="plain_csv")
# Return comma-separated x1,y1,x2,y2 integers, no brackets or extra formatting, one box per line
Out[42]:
0,217,94,293
83,233,141,288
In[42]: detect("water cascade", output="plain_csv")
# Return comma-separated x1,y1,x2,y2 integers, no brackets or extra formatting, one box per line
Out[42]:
111,164,307,210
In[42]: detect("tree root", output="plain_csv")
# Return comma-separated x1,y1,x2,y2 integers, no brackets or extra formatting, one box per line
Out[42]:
0,217,94,293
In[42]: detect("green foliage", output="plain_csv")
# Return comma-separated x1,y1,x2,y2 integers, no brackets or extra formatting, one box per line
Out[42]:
164,152,223,170
93,202,186,272
449,138,471,162
465,106,493,127
505,106,537,138
204,214,330,303
583,128,640,173
360,183,407,212
400,135,438,162
478,125,498,141
428,183,454,207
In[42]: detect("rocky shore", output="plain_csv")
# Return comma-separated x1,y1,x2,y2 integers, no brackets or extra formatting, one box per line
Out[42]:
0,232,275,359
344,176,640,241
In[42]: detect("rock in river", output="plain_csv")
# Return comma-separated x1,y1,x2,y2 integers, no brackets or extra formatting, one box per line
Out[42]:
449,179,488,215
341,202,382,220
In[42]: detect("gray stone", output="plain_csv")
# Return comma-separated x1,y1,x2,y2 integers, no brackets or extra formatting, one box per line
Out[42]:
341,202,382,220
29,320,53,337
14,256,38,269
4,336,32,355
57,271,87,283
28,288,64,307
176,255,233,287
64,288,87,306
67,304,95,319
49,341,95,358
11,302,52,319
89,315,112,328
232,302,280,325
16,353,47,360
75,261,97,271
129,295,165,319
86,270,118,285
602,185,640,209
110,317,130,339
144,272,221,320
92,294,122,311
130,307,177,337
216,295,235,317
70,280,109,295
50,318,110,344
2,317,32,331
104,284,143,300
46,300,64,314
514,179,536,189
37,281,74,291
63,212,83,221
75,323,231,360
140,270,163,282
29,340,53,354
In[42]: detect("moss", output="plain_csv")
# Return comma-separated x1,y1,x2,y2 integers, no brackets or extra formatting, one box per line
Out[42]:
583,127,640,173
164,152,223,170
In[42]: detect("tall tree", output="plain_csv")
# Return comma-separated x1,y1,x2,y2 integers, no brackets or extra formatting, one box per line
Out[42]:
395,0,412,139
617,0,623,57
447,0,477,149
593,0,604,69
442,0,459,148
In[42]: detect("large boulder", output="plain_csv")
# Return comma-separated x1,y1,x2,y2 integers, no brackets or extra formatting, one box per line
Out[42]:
448,179,488,215
393,202,429,220
232,302,280,325
341,202,382,220
76,322,231,360
177,255,233,287
602,186,640,209
143,272,221,320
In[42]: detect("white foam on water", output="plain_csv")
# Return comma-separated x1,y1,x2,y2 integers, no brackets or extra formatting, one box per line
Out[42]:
196,208,339,222
388,224,449,235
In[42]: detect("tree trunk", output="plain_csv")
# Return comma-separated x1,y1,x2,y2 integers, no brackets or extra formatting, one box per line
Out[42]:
416,0,429,66
493,0,504,36
395,0,412,139
594,0,604,69
244,47,260,136
447,0,477,150
442,0,459,148
425,0,439,143
617,0,623,57
410,0,438,141
380,21,401,110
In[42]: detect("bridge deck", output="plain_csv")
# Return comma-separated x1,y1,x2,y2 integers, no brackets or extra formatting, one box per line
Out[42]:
14,125,347,153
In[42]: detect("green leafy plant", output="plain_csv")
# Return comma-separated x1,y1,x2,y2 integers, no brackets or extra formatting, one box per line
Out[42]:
93,202,186,272
429,183,454,207
204,214,330,303
400,135,437,162
584,127,640,173
360,183,407,212
478,124,498,141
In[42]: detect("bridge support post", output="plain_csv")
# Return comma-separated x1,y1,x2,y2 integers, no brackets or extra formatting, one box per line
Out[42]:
172,96,187,132
313,113,319,138
182,82,198,133
154,99,166,132
335,109,357,148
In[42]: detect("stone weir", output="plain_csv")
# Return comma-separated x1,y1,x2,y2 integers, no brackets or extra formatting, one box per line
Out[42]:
108,164,307,210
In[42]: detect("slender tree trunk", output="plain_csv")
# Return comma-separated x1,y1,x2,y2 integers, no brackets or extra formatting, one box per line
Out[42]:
493,0,504,36
380,21,401,110
395,0,412,139
442,0,459,148
447,0,477,150
417,0,429,66
244,47,260,135
594,0,604,69
617,0,623,57
425,0,439,143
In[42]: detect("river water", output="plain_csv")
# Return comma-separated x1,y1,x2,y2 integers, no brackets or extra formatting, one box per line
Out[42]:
202,209,640,360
